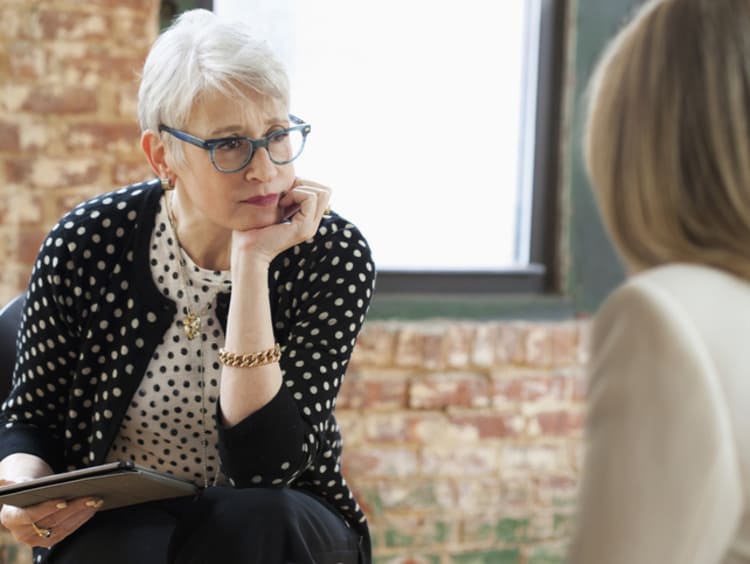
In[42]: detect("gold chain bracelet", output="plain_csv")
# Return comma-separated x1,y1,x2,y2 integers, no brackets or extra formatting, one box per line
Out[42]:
218,343,281,368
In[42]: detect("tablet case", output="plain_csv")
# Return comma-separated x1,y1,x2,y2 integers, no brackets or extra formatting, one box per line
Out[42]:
0,461,199,510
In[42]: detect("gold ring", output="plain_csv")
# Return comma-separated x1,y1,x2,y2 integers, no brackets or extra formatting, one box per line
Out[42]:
324,207,331,216
31,522,51,538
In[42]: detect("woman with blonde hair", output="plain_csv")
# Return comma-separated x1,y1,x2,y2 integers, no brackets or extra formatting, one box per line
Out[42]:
569,0,750,562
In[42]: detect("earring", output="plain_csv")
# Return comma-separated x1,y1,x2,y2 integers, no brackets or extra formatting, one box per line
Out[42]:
160,177,173,191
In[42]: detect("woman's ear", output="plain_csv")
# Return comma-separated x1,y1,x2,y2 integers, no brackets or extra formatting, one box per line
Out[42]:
141,129,170,178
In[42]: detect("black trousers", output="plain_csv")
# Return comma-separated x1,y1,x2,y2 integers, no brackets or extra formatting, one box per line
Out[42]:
46,487,363,564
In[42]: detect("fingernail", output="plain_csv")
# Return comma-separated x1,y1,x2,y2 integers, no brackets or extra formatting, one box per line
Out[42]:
56,502,67,509
85,499,104,508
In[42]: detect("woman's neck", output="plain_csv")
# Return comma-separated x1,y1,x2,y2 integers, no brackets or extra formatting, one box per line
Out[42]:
167,192,231,272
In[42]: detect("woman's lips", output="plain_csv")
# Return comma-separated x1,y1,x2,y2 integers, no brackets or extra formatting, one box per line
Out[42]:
242,194,279,207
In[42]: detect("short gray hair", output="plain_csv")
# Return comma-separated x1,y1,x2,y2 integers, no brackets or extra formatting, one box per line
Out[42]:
138,9,290,144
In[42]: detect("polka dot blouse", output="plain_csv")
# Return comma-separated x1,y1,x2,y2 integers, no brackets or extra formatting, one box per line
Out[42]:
105,200,231,487
0,179,376,560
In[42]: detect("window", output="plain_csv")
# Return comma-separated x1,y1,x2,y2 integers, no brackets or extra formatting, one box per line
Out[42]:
214,0,565,294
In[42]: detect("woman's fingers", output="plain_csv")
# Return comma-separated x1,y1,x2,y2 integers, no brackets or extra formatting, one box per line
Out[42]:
1,497,101,548
281,178,332,225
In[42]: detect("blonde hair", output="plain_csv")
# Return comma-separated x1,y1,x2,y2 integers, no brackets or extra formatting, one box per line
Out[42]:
584,0,750,279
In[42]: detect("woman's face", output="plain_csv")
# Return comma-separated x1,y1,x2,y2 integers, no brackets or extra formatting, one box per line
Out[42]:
168,88,296,232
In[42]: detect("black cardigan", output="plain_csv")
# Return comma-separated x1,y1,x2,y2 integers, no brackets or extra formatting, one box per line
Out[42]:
0,179,375,560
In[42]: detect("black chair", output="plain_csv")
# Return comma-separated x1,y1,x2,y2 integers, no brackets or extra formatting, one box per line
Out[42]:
0,294,24,401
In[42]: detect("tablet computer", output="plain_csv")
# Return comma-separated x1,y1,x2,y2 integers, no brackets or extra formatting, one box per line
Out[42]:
0,461,199,511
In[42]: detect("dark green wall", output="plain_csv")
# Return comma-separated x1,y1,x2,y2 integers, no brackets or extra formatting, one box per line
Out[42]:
563,0,647,313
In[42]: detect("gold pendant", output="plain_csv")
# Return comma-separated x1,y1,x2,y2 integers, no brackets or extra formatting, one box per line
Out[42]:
183,312,201,340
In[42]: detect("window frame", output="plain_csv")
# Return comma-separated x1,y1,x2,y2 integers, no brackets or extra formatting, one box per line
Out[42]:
372,0,567,298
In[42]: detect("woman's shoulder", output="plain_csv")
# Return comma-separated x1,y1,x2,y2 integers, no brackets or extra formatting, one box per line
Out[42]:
34,179,161,268
605,263,750,315
53,179,161,230
594,262,750,354
274,212,375,275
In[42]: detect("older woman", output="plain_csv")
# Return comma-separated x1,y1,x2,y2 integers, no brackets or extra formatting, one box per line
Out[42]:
569,0,750,563
0,9,374,564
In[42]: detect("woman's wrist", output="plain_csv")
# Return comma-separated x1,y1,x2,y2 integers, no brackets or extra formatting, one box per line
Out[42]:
0,453,54,482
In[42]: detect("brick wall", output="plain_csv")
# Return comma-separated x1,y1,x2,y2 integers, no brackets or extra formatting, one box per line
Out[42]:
0,2,587,564
345,321,586,564
0,0,158,304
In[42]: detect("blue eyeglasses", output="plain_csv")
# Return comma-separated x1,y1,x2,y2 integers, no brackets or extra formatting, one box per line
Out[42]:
158,114,311,173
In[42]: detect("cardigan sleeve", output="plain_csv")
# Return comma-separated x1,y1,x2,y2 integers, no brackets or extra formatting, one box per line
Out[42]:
0,220,83,471
217,217,375,486
567,279,743,564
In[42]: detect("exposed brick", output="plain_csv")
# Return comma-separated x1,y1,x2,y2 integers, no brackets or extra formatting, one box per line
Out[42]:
337,369,409,410
21,85,97,114
380,515,455,548
549,323,581,366
449,548,521,564
421,330,446,370
33,10,110,41
351,323,397,367
344,447,419,479
88,0,158,9
55,188,98,217
113,161,153,186
410,372,490,409
66,122,140,153
10,190,45,225
491,373,570,409
63,51,147,83
372,556,441,564
7,42,45,79
471,324,499,367
117,86,140,118
360,479,456,514
394,326,427,368
7,158,100,189
525,325,554,368
0,121,19,151
112,9,160,48
500,444,571,478
524,540,568,564
531,410,584,437
334,411,366,445
18,228,46,263
0,7,23,39
527,509,576,541
455,478,530,513
363,412,477,444
420,445,498,477
494,323,528,366
448,411,523,439
461,513,531,544
533,475,578,508
444,324,475,368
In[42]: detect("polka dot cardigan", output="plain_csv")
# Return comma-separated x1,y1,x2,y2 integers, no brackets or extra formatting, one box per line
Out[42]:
0,179,375,558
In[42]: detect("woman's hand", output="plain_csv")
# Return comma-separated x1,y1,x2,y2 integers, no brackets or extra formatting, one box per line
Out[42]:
231,177,332,269
0,486,102,548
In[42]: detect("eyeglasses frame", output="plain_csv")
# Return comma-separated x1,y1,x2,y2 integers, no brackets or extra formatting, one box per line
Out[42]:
158,114,311,173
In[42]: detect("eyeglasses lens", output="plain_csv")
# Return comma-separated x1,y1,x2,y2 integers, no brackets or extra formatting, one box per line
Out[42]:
213,129,306,171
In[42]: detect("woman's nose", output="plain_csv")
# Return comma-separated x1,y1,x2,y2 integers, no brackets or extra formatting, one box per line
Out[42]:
244,147,277,182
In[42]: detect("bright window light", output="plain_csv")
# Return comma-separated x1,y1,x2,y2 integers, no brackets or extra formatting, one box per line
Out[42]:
214,0,541,271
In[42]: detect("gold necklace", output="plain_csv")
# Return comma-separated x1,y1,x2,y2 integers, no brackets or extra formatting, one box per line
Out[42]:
163,193,215,341
162,193,221,488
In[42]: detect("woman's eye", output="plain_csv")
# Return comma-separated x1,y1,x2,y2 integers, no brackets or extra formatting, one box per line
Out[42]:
215,139,245,151
269,131,289,144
